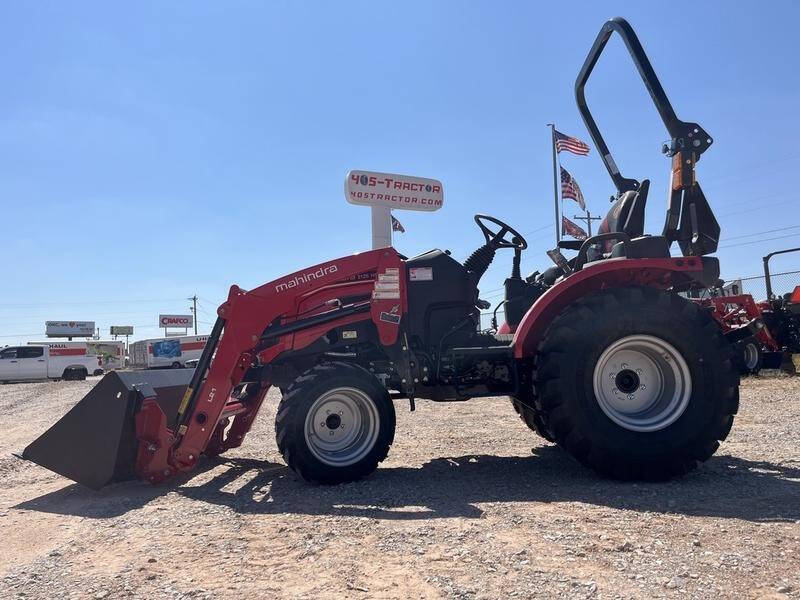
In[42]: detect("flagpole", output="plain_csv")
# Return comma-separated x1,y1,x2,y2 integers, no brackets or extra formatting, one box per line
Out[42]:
550,124,561,243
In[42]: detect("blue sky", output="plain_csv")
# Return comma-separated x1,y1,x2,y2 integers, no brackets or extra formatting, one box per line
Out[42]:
2,1,799,344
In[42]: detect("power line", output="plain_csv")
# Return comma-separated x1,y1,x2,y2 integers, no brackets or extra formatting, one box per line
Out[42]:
701,153,800,191
722,224,800,242
717,198,797,220
719,232,800,249
0,298,186,308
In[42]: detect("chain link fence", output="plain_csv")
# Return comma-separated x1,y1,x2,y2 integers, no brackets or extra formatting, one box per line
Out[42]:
726,270,800,300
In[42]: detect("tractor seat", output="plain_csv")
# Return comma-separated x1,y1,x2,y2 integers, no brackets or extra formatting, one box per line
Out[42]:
597,180,649,240
609,235,670,259
594,179,670,259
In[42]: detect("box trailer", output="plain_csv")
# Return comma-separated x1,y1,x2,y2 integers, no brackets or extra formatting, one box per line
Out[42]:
28,340,125,371
129,335,208,369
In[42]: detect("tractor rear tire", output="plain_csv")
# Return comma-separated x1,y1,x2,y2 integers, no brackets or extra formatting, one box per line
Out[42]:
276,362,395,484
535,286,739,481
510,390,555,443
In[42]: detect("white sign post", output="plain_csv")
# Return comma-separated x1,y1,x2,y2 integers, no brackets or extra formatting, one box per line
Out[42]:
345,170,444,249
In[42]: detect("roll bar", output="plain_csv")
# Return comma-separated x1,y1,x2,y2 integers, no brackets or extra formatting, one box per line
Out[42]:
575,17,712,194
763,247,800,299
574,17,720,257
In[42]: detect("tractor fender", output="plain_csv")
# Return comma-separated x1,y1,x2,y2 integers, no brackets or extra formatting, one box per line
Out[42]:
512,256,709,359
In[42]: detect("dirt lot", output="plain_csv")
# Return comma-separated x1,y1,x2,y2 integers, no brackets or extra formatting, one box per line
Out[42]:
1,375,798,600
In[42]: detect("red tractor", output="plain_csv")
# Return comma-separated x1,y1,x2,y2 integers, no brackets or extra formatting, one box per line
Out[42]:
701,247,800,374
22,18,739,489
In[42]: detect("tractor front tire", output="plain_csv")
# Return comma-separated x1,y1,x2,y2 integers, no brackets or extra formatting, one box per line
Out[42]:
737,339,763,376
535,286,739,481
276,362,396,484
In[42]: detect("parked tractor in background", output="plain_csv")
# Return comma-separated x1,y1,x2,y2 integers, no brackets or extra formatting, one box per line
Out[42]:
21,18,741,491
699,247,800,375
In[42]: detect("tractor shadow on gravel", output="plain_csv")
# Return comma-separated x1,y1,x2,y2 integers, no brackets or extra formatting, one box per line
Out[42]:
16,447,800,523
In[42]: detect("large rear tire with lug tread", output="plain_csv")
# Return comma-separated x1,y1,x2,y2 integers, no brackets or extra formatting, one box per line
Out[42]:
276,362,395,484
535,286,739,481
510,389,555,443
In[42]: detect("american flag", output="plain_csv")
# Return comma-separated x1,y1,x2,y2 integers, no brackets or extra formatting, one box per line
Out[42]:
391,214,405,233
555,129,590,156
560,167,586,210
562,216,588,240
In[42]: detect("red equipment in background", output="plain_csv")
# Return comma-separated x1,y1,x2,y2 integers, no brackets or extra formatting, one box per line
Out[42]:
703,294,777,349
699,247,800,374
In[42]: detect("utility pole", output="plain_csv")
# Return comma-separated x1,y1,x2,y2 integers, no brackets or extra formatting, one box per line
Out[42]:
573,211,603,237
188,294,198,335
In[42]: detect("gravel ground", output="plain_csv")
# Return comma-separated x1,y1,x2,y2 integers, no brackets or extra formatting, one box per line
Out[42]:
1,374,798,600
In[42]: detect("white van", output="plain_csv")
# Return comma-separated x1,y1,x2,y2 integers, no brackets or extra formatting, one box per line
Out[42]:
0,345,102,382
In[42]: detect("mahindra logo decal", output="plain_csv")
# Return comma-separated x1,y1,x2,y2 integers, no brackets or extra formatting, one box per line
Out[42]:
275,265,339,293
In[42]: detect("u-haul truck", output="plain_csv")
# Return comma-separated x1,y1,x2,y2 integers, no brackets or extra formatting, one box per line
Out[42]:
28,340,125,371
129,335,208,369
0,344,102,382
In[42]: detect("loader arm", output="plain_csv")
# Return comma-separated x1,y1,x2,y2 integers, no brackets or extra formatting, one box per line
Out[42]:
136,248,406,484
22,248,408,489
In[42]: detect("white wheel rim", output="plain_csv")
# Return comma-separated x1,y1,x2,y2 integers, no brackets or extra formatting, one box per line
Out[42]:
592,335,692,432
743,343,759,370
304,386,380,467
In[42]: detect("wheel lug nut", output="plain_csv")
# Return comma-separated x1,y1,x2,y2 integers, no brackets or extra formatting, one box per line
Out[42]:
621,363,628,369
636,369,643,375
640,385,646,390
609,373,615,379
627,394,634,400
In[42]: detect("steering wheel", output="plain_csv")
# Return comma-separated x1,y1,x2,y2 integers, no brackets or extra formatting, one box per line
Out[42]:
474,215,528,250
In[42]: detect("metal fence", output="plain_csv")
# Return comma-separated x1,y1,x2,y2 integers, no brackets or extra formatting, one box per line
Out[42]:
728,269,800,301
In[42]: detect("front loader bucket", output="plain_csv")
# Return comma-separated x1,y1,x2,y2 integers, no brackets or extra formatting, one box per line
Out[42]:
21,369,194,490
